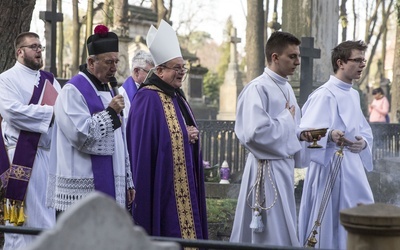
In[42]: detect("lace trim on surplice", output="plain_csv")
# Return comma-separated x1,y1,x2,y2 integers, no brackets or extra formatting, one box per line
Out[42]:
81,110,115,155
46,174,126,211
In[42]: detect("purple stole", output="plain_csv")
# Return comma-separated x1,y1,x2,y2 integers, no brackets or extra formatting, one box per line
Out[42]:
68,74,116,199
0,71,54,202
121,77,137,103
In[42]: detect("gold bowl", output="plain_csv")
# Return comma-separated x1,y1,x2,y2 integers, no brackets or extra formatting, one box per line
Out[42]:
304,128,328,148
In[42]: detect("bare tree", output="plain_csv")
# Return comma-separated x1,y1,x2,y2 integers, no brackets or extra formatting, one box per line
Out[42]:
359,0,395,86
0,0,36,72
114,0,128,33
246,0,265,82
57,0,64,77
152,0,173,24
103,0,112,26
352,0,357,39
264,0,269,43
390,0,400,122
340,0,348,41
70,0,81,75
381,0,388,79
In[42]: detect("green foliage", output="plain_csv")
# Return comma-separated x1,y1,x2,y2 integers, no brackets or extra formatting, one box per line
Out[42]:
203,71,223,106
206,198,237,223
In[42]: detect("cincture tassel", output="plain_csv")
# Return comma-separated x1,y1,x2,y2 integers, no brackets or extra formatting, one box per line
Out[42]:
249,206,264,232
3,198,9,221
247,160,277,233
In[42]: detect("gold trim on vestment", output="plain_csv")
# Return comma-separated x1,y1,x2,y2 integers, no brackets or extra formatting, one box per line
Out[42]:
149,85,197,240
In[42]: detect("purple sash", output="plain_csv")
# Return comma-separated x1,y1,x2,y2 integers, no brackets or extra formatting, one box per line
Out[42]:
68,74,116,198
0,71,54,201
121,77,137,103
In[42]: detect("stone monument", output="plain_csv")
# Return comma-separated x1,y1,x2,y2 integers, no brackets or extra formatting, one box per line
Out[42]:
217,27,243,120
24,192,179,250
340,203,400,250
180,50,216,119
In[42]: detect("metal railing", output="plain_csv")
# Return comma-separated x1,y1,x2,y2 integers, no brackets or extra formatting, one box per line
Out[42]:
0,225,327,250
198,121,400,174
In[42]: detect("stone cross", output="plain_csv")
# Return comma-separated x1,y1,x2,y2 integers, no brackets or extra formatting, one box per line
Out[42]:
299,37,321,106
229,28,241,64
39,0,63,76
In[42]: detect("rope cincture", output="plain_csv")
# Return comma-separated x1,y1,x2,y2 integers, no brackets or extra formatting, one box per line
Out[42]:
305,143,344,248
246,160,278,233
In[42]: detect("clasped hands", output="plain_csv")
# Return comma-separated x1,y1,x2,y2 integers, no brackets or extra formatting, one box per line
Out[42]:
187,125,199,144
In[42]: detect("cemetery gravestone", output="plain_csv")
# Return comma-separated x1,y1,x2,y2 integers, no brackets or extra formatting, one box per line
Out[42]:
24,192,179,250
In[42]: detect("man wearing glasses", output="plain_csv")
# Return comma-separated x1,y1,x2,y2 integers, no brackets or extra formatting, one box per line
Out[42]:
119,50,154,122
298,40,374,249
0,32,61,249
126,20,208,241
47,25,135,216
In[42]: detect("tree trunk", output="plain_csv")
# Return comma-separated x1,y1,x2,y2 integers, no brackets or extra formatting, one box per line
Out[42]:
114,0,125,28
381,0,388,79
156,0,168,24
340,0,347,41
0,0,36,72
57,0,64,78
391,0,400,123
246,0,264,82
103,0,112,26
82,0,94,64
70,0,80,75
352,0,356,39
264,0,269,44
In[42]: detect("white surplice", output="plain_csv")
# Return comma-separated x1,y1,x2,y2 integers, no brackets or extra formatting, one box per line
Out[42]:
0,62,61,250
230,67,308,247
298,76,374,250
47,72,132,212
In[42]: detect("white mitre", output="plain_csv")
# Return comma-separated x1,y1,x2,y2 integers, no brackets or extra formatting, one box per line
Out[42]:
146,19,182,66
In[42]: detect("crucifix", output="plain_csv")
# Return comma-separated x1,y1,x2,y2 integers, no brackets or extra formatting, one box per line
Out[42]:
229,28,241,65
39,0,63,77
299,37,321,106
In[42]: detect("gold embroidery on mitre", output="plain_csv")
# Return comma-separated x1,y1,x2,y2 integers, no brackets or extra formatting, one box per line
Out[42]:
156,89,197,240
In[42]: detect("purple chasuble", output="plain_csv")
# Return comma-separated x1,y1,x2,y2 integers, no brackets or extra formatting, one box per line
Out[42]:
0,71,54,201
121,77,137,103
127,85,208,240
68,74,116,199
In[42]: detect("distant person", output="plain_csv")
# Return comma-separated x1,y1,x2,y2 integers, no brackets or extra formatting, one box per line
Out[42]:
369,87,390,123
298,40,374,249
230,31,315,247
119,50,154,121
47,25,135,214
0,32,61,250
126,20,208,240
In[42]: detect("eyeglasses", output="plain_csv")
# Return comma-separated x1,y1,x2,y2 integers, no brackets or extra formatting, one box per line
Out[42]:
347,58,367,64
137,67,149,73
161,65,188,74
20,44,45,52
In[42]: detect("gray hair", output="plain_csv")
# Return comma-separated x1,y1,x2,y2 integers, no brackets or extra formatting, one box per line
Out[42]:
131,50,154,72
